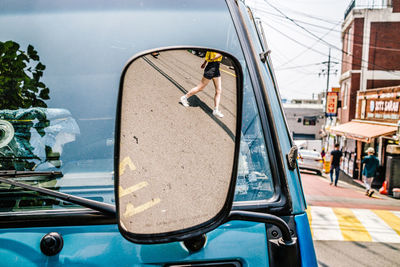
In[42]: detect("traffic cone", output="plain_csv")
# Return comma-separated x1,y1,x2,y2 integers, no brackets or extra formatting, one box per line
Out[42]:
379,181,388,195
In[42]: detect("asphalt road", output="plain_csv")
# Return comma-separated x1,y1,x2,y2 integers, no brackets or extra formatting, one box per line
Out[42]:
300,171,400,266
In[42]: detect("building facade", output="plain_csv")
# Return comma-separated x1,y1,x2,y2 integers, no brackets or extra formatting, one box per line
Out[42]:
331,86,399,182
325,1,400,187
283,101,325,141
339,0,400,124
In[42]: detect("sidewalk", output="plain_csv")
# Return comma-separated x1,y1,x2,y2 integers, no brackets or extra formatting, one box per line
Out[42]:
300,170,400,210
321,171,398,201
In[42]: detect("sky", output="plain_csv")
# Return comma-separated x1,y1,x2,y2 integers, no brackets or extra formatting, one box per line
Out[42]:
245,0,353,100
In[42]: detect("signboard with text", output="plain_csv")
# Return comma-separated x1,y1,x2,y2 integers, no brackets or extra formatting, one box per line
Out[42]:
326,91,339,117
356,86,400,123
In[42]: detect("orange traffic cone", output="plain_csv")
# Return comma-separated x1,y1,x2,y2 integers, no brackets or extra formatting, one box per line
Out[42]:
379,181,388,195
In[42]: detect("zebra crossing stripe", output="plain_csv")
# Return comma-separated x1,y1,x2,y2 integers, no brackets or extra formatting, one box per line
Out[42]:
392,211,400,219
307,207,400,242
310,206,343,241
332,208,372,242
372,210,400,237
352,209,400,243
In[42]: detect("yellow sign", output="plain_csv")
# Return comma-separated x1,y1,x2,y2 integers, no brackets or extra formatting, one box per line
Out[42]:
326,92,339,116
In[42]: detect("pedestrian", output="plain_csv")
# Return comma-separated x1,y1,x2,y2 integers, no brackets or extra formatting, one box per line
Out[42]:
329,143,342,186
321,148,326,162
180,51,224,118
362,147,380,197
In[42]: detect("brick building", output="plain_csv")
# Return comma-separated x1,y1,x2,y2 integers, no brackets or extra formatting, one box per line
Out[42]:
339,0,400,123
325,1,400,186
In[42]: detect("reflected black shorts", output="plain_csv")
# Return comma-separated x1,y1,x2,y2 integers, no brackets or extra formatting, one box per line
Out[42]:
203,62,221,80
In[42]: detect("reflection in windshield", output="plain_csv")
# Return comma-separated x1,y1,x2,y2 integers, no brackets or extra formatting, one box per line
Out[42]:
0,41,49,109
0,41,85,212
0,108,80,171
0,41,80,171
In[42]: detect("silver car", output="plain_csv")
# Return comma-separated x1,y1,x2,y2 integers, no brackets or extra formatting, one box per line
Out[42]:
298,149,324,175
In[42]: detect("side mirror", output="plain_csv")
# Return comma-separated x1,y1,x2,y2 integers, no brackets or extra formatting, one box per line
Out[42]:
115,48,242,244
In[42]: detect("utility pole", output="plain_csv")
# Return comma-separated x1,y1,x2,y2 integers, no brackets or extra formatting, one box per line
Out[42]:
326,48,331,95
319,48,339,108
319,48,339,151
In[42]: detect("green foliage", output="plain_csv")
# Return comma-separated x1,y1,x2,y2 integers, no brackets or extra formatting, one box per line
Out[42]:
0,41,49,109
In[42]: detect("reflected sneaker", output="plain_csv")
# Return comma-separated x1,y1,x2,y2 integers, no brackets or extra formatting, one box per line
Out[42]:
180,95,189,107
212,109,224,118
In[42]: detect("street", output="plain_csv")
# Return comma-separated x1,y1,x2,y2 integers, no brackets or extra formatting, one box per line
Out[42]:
300,170,400,266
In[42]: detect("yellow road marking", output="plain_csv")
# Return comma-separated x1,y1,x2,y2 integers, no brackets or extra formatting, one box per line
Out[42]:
333,208,372,242
119,181,148,198
373,210,400,236
119,157,136,176
123,198,161,217
306,208,313,238
221,68,236,77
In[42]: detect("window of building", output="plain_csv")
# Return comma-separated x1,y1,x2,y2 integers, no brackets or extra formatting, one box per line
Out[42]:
303,116,317,126
347,27,352,54
343,83,348,109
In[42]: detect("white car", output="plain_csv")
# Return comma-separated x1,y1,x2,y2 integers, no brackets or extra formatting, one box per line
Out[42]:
298,149,324,175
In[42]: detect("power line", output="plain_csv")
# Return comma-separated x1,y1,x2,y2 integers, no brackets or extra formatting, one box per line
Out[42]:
255,5,400,51
253,7,342,32
262,0,400,78
262,0,341,25
261,16,342,67
276,62,323,70
262,20,400,78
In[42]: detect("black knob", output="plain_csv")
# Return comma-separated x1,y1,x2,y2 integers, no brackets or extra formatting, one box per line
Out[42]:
40,232,63,256
183,234,207,253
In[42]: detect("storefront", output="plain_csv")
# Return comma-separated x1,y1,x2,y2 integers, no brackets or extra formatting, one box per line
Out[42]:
329,86,400,183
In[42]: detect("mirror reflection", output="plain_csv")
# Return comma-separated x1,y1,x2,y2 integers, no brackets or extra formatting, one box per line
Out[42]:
118,49,238,235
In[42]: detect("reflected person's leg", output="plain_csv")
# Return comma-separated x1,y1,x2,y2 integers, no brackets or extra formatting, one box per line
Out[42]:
186,77,210,98
180,77,210,107
211,76,223,118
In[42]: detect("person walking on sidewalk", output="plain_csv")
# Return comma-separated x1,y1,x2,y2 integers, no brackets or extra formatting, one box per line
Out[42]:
180,51,224,118
362,147,380,197
330,143,342,186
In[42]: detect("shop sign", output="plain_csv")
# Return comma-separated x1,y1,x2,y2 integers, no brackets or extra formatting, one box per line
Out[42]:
326,92,338,117
357,87,400,123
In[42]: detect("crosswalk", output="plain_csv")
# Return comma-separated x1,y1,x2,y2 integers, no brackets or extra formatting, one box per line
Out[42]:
306,206,400,243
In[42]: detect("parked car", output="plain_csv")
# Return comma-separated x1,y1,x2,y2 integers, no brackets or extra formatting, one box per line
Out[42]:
0,1,317,266
298,149,324,175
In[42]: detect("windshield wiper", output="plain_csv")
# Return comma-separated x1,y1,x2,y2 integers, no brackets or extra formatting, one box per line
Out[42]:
0,171,116,217
0,170,63,178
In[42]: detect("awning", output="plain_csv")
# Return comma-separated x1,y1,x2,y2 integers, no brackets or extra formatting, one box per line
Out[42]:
330,121,397,143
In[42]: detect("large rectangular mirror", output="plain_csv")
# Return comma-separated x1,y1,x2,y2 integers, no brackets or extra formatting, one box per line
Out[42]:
115,48,241,243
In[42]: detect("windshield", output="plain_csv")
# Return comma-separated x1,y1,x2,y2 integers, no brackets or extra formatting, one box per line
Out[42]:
0,1,277,213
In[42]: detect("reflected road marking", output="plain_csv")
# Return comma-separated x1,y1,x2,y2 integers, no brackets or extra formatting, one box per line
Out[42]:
119,156,136,175
221,68,236,77
123,198,161,217
119,182,149,198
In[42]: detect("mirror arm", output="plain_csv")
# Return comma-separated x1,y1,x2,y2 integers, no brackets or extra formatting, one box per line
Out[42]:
227,210,300,267
227,210,293,243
